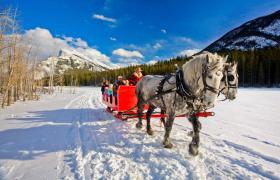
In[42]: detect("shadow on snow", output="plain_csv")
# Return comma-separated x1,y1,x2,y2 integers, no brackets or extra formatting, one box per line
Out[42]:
0,108,110,160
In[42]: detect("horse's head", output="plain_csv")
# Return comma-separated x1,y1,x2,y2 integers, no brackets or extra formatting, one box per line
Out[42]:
201,53,227,108
220,61,238,100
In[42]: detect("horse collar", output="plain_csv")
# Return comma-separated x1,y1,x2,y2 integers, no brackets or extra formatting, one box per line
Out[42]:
175,69,197,99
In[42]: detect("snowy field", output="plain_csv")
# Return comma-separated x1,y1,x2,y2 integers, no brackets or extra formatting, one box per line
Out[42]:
0,87,279,180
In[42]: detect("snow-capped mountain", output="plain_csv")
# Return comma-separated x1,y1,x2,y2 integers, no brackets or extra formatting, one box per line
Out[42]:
204,10,280,52
35,49,119,79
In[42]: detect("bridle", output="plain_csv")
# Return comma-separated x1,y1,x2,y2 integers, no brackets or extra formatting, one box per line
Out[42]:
218,67,238,100
175,64,221,102
201,65,221,95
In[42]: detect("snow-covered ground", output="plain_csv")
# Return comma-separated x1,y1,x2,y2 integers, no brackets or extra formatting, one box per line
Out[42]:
0,87,279,180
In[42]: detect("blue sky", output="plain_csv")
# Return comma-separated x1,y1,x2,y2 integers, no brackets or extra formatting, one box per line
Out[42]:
1,0,280,65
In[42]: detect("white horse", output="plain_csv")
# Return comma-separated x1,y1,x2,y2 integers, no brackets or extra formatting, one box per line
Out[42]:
136,52,227,155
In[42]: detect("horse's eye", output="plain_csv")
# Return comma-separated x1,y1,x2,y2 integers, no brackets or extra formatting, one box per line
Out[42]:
216,70,222,76
228,75,234,81
208,75,213,79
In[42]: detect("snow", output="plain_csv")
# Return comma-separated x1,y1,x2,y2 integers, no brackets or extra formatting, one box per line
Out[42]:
59,48,114,70
259,19,280,36
227,36,278,50
0,87,279,179
35,48,121,80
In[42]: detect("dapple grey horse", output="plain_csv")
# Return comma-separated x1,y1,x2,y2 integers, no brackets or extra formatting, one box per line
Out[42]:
220,61,238,100
160,60,239,130
135,52,227,156
185,61,239,140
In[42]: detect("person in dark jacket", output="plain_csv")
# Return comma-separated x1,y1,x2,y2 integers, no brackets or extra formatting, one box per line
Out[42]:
101,80,109,95
113,76,126,96
113,76,128,104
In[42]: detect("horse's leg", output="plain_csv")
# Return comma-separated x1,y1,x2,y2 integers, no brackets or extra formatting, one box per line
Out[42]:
187,115,201,137
146,105,156,135
136,98,145,129
188,114,202,156
163,111,175,148
160,109,166,127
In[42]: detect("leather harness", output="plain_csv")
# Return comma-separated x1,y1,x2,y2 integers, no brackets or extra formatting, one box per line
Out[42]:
156,65,221,110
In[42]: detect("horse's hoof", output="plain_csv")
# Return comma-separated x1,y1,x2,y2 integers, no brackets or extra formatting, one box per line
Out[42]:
164,143,173,149
136,122,143,129
147,129,154,136
189,143,199,156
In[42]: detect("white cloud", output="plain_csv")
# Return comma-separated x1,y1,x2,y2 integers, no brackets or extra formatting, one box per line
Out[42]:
179,49,200,57
161,29,167,34
73,38,88,48
112,48,144,58
116,58,141,65
110,37,117,41
75,47,111,63
63,36,74,42
126,41,165,55
63,36,88,48
177,37,194,43
93,14,116,23
21,27,69,59
146,60,158,65
19,27,110,63
174,36,201,47
112,48,144,66
116,62,140,67
153,42,162,49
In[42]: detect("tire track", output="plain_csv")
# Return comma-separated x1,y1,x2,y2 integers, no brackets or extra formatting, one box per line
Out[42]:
58,91,94,180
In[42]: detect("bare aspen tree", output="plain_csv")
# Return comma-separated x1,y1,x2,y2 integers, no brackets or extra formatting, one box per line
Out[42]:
0,8,42,108
48,56,54,94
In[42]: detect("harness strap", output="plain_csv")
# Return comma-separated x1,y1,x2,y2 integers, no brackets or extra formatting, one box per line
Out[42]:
202,67,220,94
157,74,173,110
175,69,196,99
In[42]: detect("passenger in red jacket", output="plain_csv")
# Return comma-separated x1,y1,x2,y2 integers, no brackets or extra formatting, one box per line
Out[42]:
128,67,143,85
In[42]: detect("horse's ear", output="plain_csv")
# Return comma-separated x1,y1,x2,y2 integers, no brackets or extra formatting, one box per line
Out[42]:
232,61,238,70
224,62,230,68
224,55,229,62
